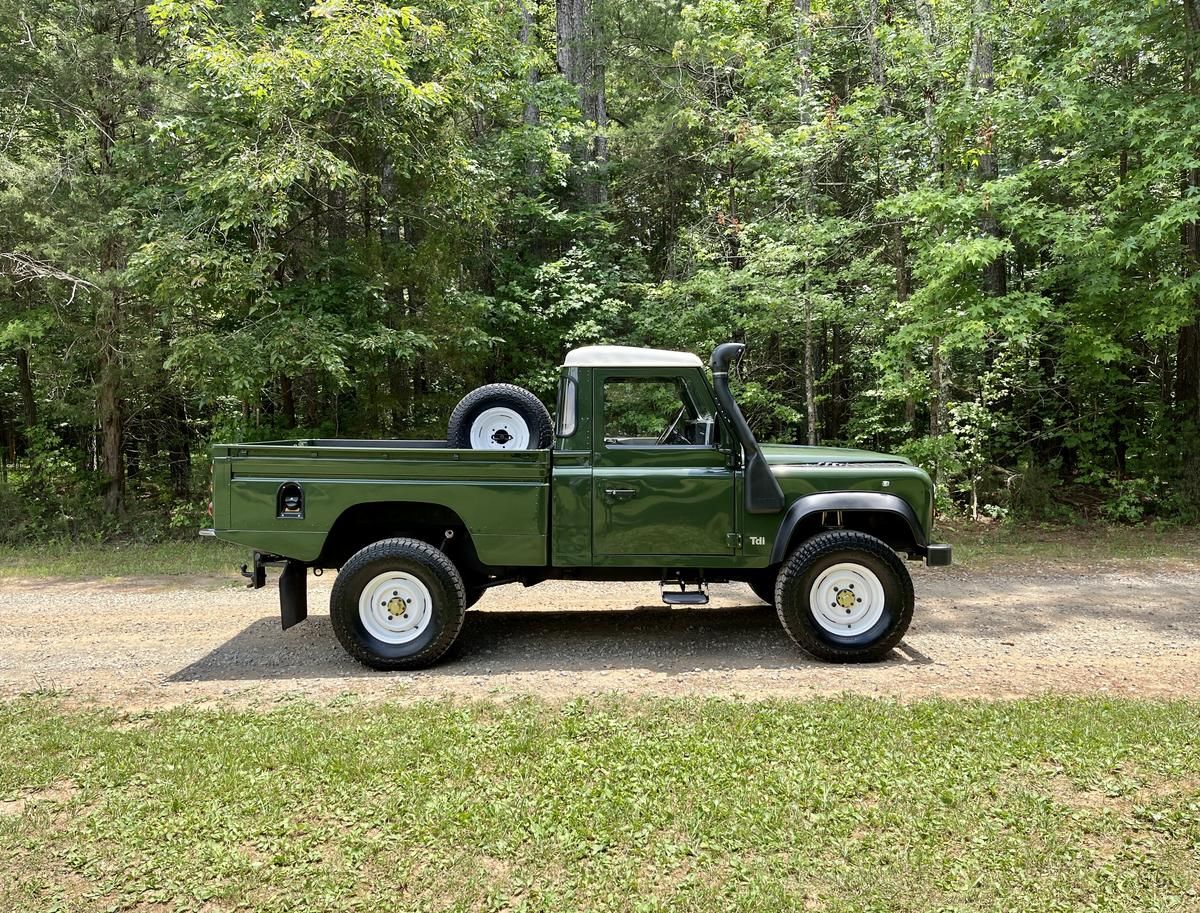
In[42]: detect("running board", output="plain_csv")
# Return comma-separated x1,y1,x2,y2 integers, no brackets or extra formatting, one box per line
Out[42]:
661,581,709,606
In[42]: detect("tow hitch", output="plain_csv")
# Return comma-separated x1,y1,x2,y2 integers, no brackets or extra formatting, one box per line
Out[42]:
240,553,267,589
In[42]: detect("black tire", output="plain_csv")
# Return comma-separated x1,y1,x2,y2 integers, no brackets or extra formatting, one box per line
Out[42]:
775,530,914,663
747,572,777,606
329,537,466,670
447,383,553,450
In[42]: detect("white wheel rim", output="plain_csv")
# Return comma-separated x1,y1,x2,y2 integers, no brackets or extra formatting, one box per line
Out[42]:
469,407,531,449
358,572,434,644
809,562,886,635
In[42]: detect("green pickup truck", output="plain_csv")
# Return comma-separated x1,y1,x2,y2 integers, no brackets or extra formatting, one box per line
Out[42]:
204,343,950,669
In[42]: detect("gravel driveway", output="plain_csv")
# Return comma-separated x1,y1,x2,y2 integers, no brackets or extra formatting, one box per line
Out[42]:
1,561,1198,708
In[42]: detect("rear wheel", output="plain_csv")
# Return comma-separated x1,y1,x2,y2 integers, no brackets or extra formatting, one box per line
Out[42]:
775,530,913,662
330,538,466,670
447,384,553,450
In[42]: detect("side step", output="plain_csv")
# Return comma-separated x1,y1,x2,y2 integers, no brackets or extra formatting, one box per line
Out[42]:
661,579,709,606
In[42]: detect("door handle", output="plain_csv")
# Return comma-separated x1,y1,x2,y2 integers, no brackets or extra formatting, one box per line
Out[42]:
604,487,638,502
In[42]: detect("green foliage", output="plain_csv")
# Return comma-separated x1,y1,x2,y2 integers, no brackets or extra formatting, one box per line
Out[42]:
1007,459,1064,522
1,0,1199,535
603,378,691,438
0,429,103,543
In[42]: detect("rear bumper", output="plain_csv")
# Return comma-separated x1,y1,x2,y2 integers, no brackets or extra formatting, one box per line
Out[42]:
925,543,952,566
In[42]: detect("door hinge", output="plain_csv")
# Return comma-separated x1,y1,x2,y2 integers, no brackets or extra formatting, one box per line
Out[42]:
725,532,742,549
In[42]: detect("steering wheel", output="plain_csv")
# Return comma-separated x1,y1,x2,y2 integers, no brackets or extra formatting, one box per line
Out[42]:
656,406,689,445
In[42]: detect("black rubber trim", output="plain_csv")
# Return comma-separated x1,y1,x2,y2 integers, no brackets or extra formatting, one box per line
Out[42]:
279,560,308,629
769,491,926,564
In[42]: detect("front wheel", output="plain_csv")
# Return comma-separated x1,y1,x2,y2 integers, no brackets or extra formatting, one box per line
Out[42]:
775,530,913,663
330,538,467,670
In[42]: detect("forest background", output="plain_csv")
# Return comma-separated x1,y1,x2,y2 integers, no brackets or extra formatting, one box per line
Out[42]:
2,0,1200,543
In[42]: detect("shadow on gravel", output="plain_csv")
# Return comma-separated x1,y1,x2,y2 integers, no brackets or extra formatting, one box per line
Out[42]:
168,604,929,681
912,575,1200,637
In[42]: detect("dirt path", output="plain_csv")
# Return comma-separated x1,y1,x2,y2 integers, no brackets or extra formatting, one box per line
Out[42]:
1,561,1198,709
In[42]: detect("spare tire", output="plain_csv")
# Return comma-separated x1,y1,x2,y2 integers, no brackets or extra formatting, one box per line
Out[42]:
447,383,553,450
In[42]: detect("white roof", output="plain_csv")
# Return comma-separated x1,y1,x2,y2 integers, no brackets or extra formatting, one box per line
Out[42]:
563,345,703,368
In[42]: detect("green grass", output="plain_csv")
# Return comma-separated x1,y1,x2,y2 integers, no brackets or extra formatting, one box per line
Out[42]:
1,697,1197,912
0,522,1195,581
941,521,1200,567
0,538,245,580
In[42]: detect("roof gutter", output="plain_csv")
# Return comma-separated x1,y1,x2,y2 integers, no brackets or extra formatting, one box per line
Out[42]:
710,343,785,514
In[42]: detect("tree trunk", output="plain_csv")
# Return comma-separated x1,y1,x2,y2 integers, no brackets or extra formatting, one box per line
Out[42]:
969,0,1006,298
521,0,541,129
280,375,297,429
795,0,818,445
1180,170,1200,420
895,228,917,429
1179,320,1200,422
519,0,544,182
930,338,944,436
0,404,12,473
794,0,812,122
167,396,191,499
97,288,125,516
866,0,887,112
725,158,743,270
97,85,125,516
91,9,128,519
919,0,948,443
16,348,36,433
827,323,848,440
804,297,818,445
1179,0,1200,423
903,366,917,429
556,0,607,204
917,0,940,173
868,0,915,431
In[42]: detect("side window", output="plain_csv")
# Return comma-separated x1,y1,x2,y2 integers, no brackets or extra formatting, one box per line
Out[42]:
556,373,577,437
603,376,711,446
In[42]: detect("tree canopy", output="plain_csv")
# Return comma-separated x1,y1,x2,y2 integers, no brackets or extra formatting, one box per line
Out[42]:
2,0,1199,539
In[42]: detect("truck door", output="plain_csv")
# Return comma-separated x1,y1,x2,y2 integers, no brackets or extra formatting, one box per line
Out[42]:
591,369,737,558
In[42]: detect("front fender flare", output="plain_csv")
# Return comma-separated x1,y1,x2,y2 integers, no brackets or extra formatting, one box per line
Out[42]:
769,491,926,565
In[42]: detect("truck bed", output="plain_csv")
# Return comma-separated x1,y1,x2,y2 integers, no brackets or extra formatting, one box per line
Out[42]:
210,440,551,566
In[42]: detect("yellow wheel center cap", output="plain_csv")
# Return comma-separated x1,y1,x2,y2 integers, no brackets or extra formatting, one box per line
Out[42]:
387,597,407,615
836,588,856,609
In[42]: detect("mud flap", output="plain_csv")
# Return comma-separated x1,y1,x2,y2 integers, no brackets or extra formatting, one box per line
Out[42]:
279,560,309,630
